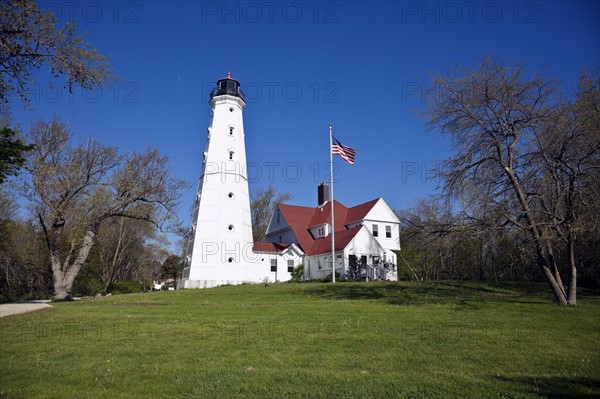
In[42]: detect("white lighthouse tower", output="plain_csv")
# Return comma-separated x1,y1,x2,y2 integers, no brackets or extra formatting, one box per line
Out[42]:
180,73,257,289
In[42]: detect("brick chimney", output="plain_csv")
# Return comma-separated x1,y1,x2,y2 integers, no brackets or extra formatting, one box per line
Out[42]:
318,182,329,206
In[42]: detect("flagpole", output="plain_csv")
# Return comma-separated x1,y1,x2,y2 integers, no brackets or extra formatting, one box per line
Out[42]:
329,122,336,284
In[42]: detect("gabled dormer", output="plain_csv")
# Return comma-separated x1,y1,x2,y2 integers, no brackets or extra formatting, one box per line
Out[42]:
309,223,330,239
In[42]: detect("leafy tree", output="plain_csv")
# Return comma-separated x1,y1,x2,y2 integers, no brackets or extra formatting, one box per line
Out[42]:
251,185,292,241
162,254,183,289
423,57,599,305
22,116,186,300
0,0,115,106
0,126,32,184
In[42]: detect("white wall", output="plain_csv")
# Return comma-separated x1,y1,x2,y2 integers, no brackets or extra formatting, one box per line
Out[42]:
255,246,304,282
265,228,298,244
305,251,344,280
362,199,400,265
304,226,391,280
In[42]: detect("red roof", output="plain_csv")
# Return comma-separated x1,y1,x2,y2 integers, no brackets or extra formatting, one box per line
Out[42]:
309,225,362,254
345,198,380,224
308,200,347,227
277,204,315,254
274,198,381,256
252,242,291,253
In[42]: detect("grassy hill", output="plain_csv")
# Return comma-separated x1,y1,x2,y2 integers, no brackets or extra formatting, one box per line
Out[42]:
1,281,599,398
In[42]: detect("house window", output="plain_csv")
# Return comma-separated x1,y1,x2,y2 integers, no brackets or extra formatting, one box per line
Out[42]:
287,260,294,273
372,224,379,237
276,210,280,224
270,259,277,272
278,235,282,243
386,225,392,238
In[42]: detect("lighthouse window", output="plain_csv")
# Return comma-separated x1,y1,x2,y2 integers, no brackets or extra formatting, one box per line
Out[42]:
229,127,234,135
229,107,234,112
228,257,234,263
229,151,234,160
228,224,234,231
228,192,234,199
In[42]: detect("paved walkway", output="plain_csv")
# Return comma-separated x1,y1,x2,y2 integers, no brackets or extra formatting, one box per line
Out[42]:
0,300,53,318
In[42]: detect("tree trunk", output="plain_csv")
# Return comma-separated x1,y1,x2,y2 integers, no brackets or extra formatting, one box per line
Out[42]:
103,218,125,293
503,165,569,305
567,232,577,306
536,249,568,306
51,226,98,301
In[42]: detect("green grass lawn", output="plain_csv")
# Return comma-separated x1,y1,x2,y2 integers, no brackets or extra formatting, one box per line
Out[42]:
1,281,599,398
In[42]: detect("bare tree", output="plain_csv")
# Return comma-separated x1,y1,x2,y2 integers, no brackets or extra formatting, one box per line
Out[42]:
0,0,115,106
397,197,465,281
23,116,186,300
95,216,157,293
251,185,292,241
532,69,600,304
423,57,599,305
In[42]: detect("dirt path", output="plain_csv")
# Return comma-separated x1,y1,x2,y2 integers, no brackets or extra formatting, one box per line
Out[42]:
0,300,53,318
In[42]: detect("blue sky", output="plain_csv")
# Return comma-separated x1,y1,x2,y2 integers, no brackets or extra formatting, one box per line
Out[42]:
11,0,600,243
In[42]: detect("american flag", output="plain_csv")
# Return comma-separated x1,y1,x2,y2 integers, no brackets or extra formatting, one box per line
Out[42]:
331,136,356,165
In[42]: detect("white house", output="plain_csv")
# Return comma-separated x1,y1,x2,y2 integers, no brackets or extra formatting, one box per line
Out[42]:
252,242,304,282
264,183,401,281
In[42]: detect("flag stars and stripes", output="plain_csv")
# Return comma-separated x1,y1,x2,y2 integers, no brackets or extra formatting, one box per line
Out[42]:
331,136,356,165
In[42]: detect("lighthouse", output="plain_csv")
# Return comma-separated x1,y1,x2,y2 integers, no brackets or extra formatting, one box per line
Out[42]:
180,73,257,288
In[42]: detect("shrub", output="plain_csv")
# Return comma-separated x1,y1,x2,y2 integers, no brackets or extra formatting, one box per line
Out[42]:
72,278,104,297
110,280,143,294
322,272,341,283
290,264,304,282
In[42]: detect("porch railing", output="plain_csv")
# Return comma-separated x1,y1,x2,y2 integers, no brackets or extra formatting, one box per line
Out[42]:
365,264,397,281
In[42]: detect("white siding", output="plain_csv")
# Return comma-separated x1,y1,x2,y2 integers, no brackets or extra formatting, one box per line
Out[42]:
362,199,400,265
255,245,304,282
